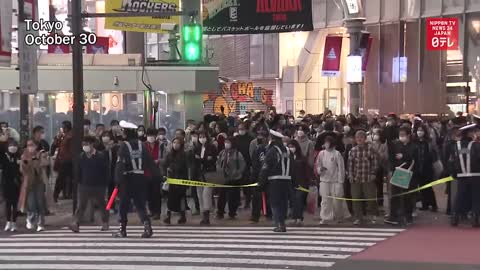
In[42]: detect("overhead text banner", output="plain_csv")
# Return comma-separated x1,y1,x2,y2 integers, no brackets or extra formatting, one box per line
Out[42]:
202,0,313,34
105,0,180,33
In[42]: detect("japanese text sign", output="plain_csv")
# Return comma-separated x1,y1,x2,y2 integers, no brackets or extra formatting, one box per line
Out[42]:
426,18,459,50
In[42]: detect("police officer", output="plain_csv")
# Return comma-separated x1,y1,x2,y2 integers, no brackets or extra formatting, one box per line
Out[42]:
113,121,159,238
451,122,480,227
259,130,293,232
250,128,270,223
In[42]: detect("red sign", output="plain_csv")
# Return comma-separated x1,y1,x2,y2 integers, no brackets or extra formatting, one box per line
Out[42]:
86,36,110,54
426,18,459,50
48,44,70,54
361,37,373,72
321,36,343,77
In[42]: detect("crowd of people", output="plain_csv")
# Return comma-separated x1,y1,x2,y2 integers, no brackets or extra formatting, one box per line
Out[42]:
0,108,479,235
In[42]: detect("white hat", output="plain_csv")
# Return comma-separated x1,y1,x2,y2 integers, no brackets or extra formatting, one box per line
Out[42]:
119,120,138,130
269,129,284,139
459,123,480,131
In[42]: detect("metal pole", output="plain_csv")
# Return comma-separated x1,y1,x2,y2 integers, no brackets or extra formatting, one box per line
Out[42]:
346,19,364,115
463,13,470,114
71,0,84,214
18,0,29,145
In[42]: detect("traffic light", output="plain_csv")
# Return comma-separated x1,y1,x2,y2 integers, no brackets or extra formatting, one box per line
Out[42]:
182,23,202,62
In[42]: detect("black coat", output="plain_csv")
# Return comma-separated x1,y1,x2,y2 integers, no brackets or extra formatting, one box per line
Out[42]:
0,152,21,200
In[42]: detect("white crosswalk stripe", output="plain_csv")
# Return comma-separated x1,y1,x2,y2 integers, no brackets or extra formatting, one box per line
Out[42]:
0,226,403,270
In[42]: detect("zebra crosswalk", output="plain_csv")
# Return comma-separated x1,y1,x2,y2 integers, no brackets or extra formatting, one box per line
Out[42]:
0,226,404,270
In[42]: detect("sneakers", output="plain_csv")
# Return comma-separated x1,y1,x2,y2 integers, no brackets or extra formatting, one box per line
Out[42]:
353,219,361,226
4,222,11,232
384,218,400,226
319,219,329,225
26,220,33,230
69,223,80,233
371,216,377,224
273,226,287,233
36,225,45,232
10,222,17,232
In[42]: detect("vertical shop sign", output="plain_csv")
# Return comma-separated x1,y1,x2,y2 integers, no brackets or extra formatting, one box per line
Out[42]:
321,36,343,77
426,17,459,50
0,0,12,67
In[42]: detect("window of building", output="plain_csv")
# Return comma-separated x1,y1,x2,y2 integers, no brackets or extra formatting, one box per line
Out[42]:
249,34,279,78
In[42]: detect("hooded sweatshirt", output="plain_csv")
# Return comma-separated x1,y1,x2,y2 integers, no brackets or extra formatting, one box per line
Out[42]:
316,148,345,183
295,136,315,166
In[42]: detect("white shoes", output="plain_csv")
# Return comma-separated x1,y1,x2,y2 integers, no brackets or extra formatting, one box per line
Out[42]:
10,222,17,232
4,222,11,232
36,225,45,232
26,220,33,230
353,219,361,226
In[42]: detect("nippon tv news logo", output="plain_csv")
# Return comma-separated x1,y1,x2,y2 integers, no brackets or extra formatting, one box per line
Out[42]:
426,18,459,50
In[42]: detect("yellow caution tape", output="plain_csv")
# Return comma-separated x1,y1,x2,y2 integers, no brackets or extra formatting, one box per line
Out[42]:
324,176,455,202
167,178,259,188
168,176,455,202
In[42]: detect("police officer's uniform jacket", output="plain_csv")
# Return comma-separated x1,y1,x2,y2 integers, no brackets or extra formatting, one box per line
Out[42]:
259,141,293,184
115,139,159,183
453,138,480,178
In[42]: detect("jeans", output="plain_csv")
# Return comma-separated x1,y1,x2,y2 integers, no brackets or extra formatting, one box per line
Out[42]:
292,190,307,220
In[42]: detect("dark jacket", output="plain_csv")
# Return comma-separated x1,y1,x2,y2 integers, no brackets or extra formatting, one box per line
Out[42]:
414,139,435,177
250,142,268,184
115,139,159,183
164,148,189,180
451,139,480,178
0,152,21,195
258,141,293,186
192,143,217,175
234,134,254,167
292,155,312,188
78,150,109,187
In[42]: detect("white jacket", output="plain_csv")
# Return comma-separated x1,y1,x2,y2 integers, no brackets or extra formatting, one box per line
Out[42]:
316,149,345,183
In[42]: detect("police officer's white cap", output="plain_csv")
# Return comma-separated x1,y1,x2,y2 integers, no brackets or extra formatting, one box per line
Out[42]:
459,123,479,131
269,129,284,139
119,120,138,130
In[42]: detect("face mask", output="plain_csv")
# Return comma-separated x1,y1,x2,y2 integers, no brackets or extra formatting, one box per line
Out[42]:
279,120,286,125
137,131,145,137
1,127,6,131
199,138,207,145
289,147,296,153
238,130,246,136
289,119,295,125
84,125,89,130
417,131,425,138
8,146,17,154
324,143,331,149
224,143,232,150
233,133,239,137
82,145,91,153
192,136,199,143
40,133,46,140
27,146,36,153
344,126,351,133
297,131,305,137
373,135,380,141
315,128,321,133
102,137,111,143
158,135,165,140
147,136,156,143
283,142,288,147
399,136,408,143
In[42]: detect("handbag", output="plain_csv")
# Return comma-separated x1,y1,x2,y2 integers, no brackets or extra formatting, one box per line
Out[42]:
390,161,415,189
432,159,444,179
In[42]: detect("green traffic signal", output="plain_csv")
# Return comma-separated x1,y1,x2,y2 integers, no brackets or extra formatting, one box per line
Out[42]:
182,23,202,62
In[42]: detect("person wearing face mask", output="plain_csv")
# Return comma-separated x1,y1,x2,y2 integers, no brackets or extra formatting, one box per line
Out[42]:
69,136,110,233
234,123,254,209
316,136,350,224
0,122,20,143
191,132,216,223
443,123,464,215
348,130,379,226
259,130,293,233
216,138,246,220
249,128,272,223
144,128,162,220
19,140,49,232
95,124,106,140
110,120,123,142
385,127,418,226
413,125,438,212
101,131,119,213
137,125,147,142
113,121,159,238
370,128,388,208
288,140,312,226
295,125,315,167
164,137,189,225
0,140,21,232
